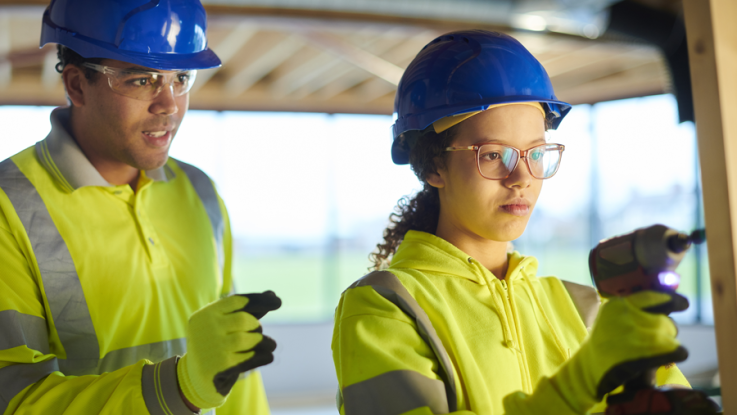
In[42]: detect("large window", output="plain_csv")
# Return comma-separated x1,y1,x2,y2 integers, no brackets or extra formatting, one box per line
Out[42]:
171,111,421,322
516,95,706,324
0,95,709,324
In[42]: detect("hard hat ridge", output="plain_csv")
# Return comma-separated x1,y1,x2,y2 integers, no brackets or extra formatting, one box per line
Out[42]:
40,0,221,71
391,30,571,165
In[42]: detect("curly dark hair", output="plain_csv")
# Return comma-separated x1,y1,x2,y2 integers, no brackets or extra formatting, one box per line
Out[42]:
369,125,460,270
55,45,103,82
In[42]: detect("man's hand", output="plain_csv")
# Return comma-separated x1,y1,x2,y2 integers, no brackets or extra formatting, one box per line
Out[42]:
176,291,281,410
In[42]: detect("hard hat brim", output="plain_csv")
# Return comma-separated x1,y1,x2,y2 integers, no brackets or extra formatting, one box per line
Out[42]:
41,25,222,71
390,98,571,165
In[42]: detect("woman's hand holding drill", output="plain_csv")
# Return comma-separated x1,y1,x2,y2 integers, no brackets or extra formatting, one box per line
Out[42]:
503,290,688,414
554,291,688,412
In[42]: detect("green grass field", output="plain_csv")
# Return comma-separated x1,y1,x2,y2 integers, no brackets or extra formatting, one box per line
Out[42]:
233,248,711,323
232,252,373,323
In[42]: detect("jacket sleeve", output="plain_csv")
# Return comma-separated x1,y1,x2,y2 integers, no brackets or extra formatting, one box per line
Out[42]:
333,284,476,415
0,200,191,415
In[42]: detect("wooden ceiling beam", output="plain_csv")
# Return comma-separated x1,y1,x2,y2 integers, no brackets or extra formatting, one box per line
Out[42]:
204,5,513,35
298,30,403,86
269,30,380,99
550,54,663,91
223,33,304,96
356,77,395,103
326,31,437,102
313,34,416,100
268,49,342,98
191,81,394,114
191,22,257,93
289,33,404,100
290,61,353,100
556,61,667,104
3,44,56,68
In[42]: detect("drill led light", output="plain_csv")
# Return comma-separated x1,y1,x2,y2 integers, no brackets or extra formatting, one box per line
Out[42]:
657,271,680,289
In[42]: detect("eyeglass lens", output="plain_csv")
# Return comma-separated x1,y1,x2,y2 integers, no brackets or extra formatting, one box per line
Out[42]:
478,144,562,179
107,70,197,101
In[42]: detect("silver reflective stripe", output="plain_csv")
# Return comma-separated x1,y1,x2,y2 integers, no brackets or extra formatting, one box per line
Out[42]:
345,271,458,413
0,158,100,376
98,338,186,374
174,159,224,280
142,356,195,415
561,280,600,330
0,358,59,413
343,370,448,415
0,310,50,354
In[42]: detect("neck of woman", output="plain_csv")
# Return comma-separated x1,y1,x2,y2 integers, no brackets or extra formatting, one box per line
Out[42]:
435,219,510,280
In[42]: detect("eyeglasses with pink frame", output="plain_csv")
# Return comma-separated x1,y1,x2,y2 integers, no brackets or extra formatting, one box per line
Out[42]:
444,142,565,180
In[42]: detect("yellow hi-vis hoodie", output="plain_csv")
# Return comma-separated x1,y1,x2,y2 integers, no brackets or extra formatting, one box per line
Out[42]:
332,230,689,415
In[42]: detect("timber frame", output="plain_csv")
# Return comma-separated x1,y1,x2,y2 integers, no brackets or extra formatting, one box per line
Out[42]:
684,0,737,411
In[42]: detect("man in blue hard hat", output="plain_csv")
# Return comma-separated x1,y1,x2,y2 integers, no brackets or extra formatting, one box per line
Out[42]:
0,1,278,414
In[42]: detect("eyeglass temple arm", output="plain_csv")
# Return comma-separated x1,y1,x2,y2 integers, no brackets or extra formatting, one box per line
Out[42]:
444,146,478,151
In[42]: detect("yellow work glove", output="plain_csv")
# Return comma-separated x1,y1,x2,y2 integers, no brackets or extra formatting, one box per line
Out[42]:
177,291,281,410
504,290,688,414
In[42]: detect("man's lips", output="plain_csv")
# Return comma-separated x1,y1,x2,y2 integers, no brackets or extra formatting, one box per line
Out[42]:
141,130,172,148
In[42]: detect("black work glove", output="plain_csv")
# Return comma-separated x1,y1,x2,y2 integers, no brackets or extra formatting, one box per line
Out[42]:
213,291,282,396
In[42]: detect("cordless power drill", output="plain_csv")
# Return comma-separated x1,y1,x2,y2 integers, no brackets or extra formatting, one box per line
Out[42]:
589,224,719,415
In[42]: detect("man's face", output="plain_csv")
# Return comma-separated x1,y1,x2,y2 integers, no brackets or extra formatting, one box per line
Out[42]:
77,59,189,171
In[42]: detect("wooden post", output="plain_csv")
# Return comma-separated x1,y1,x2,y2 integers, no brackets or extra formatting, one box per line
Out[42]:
683,0,737,411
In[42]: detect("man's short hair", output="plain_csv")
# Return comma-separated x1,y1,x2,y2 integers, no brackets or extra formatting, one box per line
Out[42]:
55,45,103,82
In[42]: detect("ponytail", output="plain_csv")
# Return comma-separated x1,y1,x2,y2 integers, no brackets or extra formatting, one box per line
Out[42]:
370,125,459,270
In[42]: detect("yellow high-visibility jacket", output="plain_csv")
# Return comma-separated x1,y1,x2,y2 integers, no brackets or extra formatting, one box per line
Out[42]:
332,230,689,415
0,107,269,415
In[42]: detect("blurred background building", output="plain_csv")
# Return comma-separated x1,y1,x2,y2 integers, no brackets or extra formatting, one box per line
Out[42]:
0,0,718,413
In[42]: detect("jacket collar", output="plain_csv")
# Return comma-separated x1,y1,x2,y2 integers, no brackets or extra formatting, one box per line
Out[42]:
389,230,538,285
36,107,174,191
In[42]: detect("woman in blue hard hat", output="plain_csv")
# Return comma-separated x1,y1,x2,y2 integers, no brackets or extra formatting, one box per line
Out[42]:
332,30,691,414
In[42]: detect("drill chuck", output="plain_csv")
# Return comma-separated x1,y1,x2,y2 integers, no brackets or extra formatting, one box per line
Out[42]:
589,225,706,297
666,229,705,254
666,233,691,254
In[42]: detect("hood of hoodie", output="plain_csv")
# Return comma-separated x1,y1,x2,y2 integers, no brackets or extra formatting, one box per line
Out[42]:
389,230,539,286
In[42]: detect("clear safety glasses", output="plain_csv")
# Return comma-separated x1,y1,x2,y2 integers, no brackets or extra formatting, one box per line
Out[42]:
82,63,197,101
445,143,565,180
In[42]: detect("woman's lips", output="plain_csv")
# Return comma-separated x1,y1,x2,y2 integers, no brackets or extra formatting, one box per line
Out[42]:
500,204,530,216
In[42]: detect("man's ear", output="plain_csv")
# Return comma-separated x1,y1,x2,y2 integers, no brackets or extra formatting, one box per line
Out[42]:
62,65,86,107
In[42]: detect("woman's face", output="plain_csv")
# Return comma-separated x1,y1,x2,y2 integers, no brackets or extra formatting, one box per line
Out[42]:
428,104,546,243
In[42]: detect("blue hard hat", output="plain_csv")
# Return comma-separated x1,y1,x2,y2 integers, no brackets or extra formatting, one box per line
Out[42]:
40,0,221,71
391,30,571,165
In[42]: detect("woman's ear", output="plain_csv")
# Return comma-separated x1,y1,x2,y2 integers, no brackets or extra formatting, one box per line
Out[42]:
426,168,446,189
